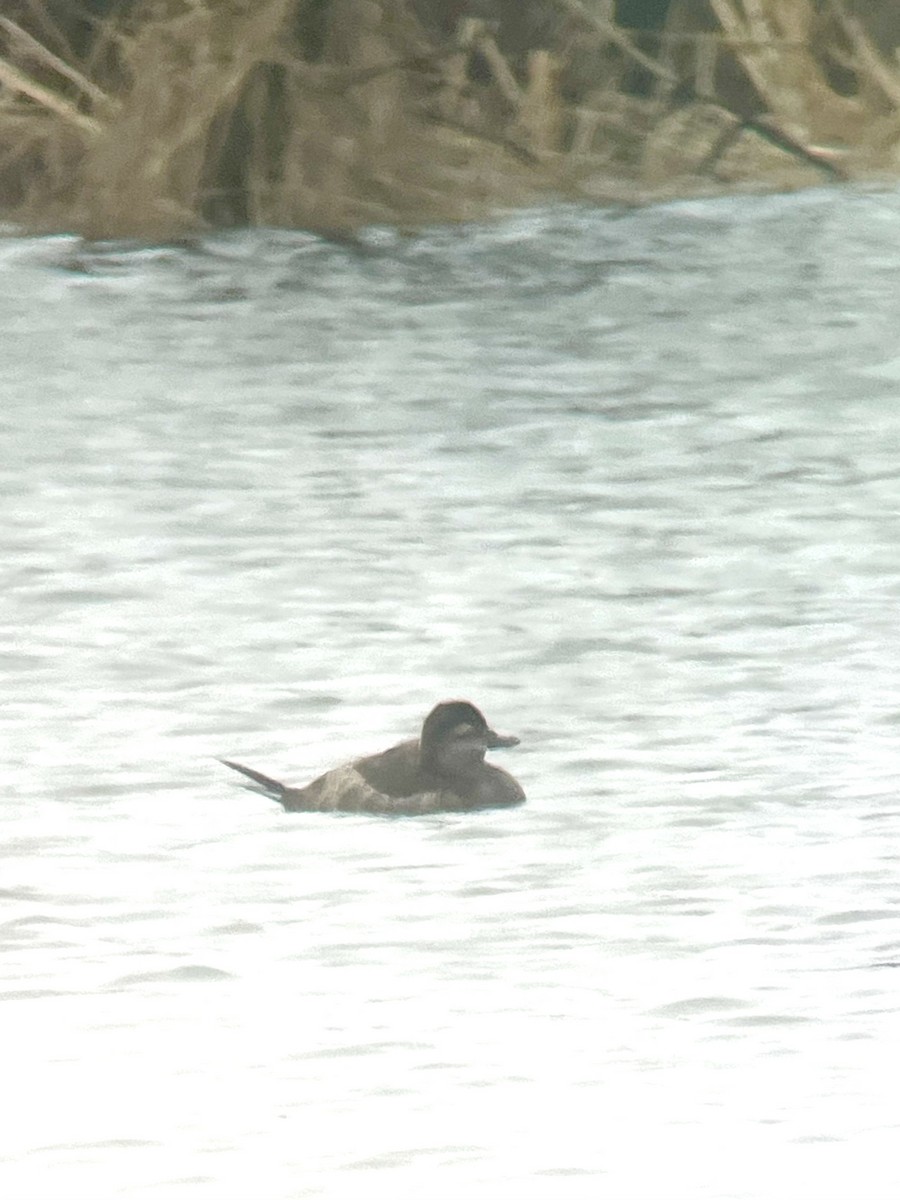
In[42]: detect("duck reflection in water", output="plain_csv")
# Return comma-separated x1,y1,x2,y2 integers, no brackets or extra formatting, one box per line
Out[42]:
220,700,526,816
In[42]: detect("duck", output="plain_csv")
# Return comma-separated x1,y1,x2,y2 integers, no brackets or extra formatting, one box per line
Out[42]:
220,700,525,816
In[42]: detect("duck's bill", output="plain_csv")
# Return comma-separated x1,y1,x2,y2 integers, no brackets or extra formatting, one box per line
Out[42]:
486,730,520,749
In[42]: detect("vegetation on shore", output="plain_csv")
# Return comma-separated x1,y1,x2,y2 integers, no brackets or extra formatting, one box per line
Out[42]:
2,0,900,239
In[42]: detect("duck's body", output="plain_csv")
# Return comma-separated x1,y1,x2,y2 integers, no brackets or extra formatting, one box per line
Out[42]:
221,700,525,816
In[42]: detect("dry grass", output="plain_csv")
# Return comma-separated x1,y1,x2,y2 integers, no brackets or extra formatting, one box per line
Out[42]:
1,0,900,239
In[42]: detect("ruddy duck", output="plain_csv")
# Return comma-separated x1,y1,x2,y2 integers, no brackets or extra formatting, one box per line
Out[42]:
221,700,525,815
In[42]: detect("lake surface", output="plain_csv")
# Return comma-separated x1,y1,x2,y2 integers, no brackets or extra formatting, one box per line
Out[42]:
2,186,899,1200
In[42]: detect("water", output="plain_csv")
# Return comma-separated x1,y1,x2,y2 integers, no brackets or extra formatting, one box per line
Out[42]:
2,186,899,1199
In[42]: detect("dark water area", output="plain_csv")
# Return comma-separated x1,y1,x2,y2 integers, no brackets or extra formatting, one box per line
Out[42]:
2,187,899,1199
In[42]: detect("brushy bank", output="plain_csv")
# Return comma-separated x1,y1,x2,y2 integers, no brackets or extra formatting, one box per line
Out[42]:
2,0,900,239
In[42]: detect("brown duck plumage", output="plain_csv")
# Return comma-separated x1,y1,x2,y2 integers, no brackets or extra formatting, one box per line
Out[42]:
221,700,525,816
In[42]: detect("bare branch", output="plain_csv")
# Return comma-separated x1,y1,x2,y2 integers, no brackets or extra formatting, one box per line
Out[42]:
0,55,101,135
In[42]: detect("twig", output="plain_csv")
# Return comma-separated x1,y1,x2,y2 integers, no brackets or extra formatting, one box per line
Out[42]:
696,105,848,180
280,45,460,93
0,55,100,134
550,0,678,83
0,16,110,108
709,0,780,109
827,0,900,109
429,113,542,166
471,30,524,109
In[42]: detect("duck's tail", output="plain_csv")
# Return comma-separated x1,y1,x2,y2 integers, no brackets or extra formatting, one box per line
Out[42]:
219,759,287,803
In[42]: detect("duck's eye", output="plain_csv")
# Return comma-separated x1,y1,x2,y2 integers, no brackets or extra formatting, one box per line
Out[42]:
452,723,476,739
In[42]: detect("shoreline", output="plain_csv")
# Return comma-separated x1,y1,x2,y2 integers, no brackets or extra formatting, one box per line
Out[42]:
1,1,898,241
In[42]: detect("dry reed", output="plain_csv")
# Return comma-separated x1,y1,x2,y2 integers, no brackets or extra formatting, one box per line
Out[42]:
1,0,900,239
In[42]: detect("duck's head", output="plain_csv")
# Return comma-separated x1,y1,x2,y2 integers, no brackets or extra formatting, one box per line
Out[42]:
420,700,520,779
